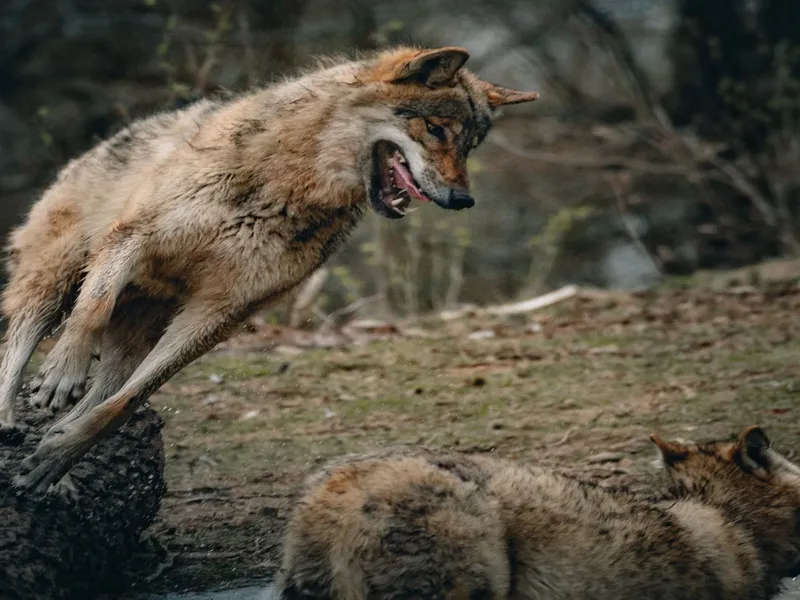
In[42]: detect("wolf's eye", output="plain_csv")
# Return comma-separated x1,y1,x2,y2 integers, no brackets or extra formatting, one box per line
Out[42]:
425,121,446,141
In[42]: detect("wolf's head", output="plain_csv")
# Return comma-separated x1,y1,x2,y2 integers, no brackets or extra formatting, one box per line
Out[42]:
651,426,800,579
352,46,538,219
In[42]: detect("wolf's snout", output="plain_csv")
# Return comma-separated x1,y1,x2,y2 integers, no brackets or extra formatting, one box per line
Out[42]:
433,189,475,211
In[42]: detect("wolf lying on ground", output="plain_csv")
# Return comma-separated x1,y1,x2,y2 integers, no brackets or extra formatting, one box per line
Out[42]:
0,46,539,492
276,426,800,600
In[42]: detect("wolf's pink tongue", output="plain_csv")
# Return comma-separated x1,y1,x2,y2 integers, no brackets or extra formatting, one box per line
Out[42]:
392,155,431,202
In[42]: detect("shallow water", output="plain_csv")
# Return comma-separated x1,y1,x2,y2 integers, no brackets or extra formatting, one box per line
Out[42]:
141,583,275,600
779,578,800,600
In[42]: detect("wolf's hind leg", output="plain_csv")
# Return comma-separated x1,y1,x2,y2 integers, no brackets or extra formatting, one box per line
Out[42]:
30,229,144,411
47,296,173,434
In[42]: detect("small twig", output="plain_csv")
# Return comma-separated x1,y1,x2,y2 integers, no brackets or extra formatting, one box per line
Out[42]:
319,294,381,330
312,306,336,331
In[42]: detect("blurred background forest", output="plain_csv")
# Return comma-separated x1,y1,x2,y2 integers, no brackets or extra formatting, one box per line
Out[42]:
2,0,799,321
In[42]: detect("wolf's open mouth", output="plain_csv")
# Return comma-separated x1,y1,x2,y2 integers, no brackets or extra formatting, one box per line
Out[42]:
370,141,431,219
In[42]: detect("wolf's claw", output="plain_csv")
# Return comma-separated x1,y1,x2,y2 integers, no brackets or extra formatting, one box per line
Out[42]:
52,472,81,503
29,358,88,411
15,427,77,494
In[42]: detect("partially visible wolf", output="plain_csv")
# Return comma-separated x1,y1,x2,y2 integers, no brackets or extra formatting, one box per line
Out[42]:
0,46,539,492
276,426,800,600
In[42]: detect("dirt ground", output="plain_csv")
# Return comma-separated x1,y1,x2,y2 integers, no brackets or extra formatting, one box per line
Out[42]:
19,265,800,596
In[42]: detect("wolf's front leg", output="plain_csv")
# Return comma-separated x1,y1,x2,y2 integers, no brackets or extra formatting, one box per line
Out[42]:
0,315,55,442
16,293,245,493
30,233,143,411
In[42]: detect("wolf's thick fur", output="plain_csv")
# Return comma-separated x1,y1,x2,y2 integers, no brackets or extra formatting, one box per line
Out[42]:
276,427,800,600
0,46,538,491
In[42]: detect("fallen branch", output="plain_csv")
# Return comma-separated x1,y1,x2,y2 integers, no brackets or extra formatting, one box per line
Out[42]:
440,285,578,321
317,294,381,330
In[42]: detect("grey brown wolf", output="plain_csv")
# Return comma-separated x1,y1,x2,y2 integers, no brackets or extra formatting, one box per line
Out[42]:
276,426,800,600
0,46,539,491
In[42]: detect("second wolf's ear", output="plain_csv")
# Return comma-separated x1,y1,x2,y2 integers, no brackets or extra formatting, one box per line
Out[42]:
481,82,540,109
650,433,689,467
734,425,772,474
383,47,470,87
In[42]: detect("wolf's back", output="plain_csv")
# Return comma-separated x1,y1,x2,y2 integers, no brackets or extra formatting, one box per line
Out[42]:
275,454,510,600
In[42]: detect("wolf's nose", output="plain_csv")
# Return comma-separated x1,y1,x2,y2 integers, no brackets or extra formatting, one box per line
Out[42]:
448,189,475,210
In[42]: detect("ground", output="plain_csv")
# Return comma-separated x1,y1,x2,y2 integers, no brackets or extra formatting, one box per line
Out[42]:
21,264,800,596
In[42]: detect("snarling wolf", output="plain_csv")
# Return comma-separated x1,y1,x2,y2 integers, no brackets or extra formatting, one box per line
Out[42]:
0,46,539,491
276,426,800,600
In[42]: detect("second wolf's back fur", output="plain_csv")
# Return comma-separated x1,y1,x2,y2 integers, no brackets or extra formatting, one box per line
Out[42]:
283,452,509,600
277,435,800,600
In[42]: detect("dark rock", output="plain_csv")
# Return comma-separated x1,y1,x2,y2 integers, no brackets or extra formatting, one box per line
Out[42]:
0,388,165,600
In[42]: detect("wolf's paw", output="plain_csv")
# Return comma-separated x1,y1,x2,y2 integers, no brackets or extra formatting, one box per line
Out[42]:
15,428,75,495
50,472,81,503
14,470,81,502
29,354,89,411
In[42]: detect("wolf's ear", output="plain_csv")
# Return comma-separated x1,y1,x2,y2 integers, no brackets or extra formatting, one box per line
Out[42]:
650,433,689,467
383,47,470,87
481,82,540,109
734,425,772,473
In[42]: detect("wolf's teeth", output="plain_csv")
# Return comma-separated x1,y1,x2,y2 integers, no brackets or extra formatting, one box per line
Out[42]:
390,198,405,207
397,155,408,165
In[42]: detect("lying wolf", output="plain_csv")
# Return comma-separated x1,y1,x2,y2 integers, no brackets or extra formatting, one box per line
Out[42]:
0,46,539,492
276,426,800,600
